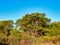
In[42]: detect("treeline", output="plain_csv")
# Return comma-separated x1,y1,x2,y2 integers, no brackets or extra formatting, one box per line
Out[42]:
0,12,60,45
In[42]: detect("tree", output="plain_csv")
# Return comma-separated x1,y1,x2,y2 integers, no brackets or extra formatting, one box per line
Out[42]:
16,13,51,36
0,20,13,37
48,22,60,36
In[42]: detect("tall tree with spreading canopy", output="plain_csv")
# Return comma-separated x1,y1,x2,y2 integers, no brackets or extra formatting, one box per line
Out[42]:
16,13,51,36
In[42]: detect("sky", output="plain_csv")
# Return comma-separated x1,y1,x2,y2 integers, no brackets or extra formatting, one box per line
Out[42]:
0,0,60,22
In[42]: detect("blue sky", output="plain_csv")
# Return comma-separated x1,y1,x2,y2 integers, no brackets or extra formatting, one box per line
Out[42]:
0,0,60,22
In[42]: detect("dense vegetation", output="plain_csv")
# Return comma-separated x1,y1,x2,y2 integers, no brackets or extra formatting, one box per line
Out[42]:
0,12,60,45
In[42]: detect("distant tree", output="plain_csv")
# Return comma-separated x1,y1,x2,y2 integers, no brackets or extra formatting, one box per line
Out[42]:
45,22,60,36
0,20,13,37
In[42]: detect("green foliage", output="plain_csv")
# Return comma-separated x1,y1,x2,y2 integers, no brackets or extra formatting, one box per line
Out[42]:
9,28,20,38
47,28,60,36
0,12,60,44
46,22,60,36
16,13,51,37
0,20,13,37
